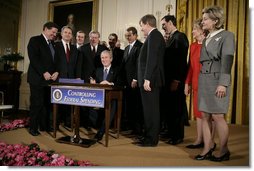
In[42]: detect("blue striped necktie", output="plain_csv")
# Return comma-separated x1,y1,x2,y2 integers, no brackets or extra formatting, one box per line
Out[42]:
48,40,55,59
103,68,108,80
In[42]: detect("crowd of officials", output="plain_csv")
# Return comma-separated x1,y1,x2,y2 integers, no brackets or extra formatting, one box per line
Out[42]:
27,6,235,162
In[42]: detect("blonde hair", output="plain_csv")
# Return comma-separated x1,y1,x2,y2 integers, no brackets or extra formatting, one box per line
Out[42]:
193,18,208,36
193,18,202,29
202,6,224,29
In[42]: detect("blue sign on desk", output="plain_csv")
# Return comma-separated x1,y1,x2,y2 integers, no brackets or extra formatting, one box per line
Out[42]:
51,86,105,108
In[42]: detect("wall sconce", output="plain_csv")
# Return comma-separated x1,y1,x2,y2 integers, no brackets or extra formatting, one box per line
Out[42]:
155,11,162,29
166,3,173,15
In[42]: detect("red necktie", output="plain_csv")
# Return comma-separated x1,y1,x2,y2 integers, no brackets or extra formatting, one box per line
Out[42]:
66,43,70,63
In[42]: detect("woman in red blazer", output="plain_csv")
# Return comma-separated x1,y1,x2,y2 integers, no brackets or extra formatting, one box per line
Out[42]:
185,19,215,149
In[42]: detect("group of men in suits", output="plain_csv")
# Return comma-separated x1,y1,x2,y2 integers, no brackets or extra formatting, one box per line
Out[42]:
26,22,140,139
132,14,189,147
27,23,83,136
27,14,189,147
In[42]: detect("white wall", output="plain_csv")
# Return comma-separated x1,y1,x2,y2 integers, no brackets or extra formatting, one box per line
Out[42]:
98,0,176,48
18,0,176,110
19,0,52,110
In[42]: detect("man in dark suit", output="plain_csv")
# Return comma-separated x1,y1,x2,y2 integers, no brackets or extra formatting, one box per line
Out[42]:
160,15,189,145
121,27,143,135
54,26,79,127
76,30,108,83
55,26,78,79
134,14,165,147
27,22,59,136
108,33,124,67
76,30,108,129
90,50,121,141
75,30,85,49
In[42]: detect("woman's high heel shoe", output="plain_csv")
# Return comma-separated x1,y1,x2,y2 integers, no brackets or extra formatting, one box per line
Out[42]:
210,151,230,162
195,149,213,160
211,143,217,151
186,142,204,149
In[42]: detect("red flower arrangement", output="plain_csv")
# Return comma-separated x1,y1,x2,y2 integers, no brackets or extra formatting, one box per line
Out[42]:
0,118,97,166
0,118,29,132
0,142,96,166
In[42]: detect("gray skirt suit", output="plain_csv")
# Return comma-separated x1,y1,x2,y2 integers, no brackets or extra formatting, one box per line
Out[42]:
198,30,235,114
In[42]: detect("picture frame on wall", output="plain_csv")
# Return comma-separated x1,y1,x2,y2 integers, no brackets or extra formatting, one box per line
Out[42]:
48,0,98,43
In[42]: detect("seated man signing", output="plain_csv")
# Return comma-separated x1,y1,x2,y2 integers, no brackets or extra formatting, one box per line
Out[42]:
90,50,121,141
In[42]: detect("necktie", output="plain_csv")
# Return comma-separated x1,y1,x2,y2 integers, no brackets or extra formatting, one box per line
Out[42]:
48,40,55,60
103,68,108,80
92,46,96,57
66,43,70,63
128,45,132,54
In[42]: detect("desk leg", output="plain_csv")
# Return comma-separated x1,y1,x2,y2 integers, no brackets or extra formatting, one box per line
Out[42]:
70,106,74,132
72,106,81,143
53,104,58,138
105,96,111,147
117,94,122,138
55,105,96,148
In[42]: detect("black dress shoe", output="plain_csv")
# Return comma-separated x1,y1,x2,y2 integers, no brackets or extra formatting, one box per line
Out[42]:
132,141,157,147
29,129,40,136
195,149,213,160
210,151,230,162
84,126,92,131
46,127,54,132
64,122,71,128
39,128,45,132
159,131,170,138
40,128,54,132
129,129,140,135
167,139,183,145
132,135,145,142
186,143,204,149
94,132,103,141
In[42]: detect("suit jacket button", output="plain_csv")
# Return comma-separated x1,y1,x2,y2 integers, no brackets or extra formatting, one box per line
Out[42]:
206,70,208,73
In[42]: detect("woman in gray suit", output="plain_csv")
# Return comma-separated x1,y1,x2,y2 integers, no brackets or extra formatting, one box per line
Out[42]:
195,6,235,161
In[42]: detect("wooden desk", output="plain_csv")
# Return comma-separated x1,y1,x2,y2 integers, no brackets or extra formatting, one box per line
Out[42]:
51,83,123,147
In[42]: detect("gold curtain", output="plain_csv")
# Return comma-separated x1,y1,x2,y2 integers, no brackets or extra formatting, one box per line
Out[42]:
176,0,249,125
